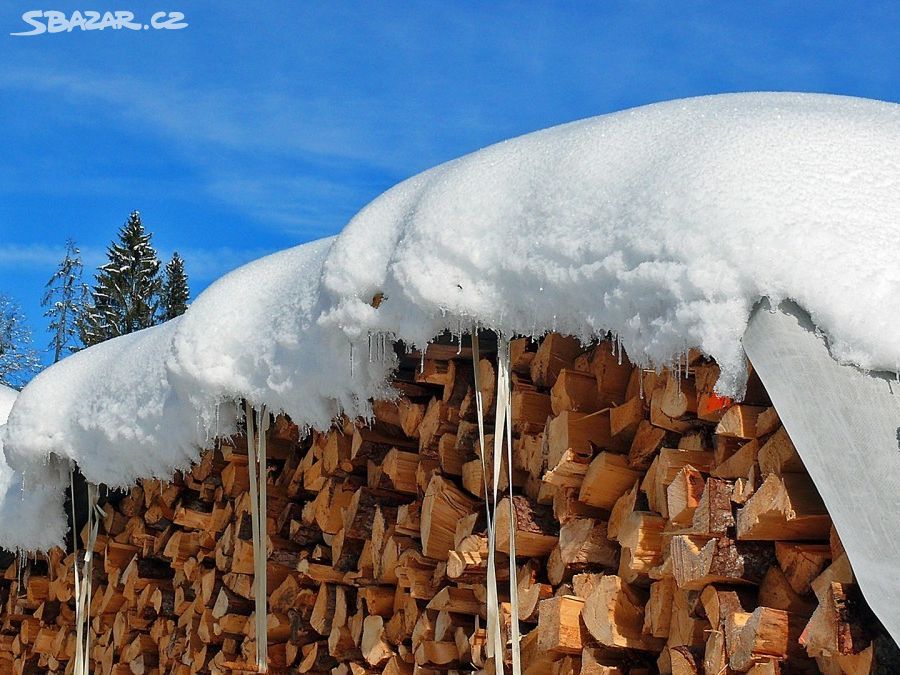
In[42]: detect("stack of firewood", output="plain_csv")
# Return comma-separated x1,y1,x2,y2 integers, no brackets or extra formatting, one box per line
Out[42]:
0,332,892,674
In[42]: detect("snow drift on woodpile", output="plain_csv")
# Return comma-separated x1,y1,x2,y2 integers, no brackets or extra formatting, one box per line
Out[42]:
321,92,900,396
3,319,213,489
0,384,66,551
4,91,900,550
168,235,396,435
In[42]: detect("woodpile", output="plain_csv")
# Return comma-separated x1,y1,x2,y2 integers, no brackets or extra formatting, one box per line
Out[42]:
0,332,894,674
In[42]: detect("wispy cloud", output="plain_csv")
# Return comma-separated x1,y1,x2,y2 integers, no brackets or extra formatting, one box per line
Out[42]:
0,242,274,286
0,67,428,172
0,243,105,271
157,246,278,282
0,66,410,236
204,174,375,235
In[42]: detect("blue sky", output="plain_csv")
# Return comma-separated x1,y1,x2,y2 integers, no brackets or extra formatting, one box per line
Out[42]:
1,1,899,367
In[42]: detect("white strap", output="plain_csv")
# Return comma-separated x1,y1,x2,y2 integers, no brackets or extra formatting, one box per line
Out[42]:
245,401,269,672
489,340,506,673
71,470,84,675
472,332,521,673
498,340,522,675
85,484,101,672
471,331,504,670
493,339,522,674
74,480,101,675
256,405,270,672
70,469,82,674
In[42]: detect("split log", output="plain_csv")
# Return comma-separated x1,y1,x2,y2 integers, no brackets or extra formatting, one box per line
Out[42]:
582,575,664,651
737,474,831,541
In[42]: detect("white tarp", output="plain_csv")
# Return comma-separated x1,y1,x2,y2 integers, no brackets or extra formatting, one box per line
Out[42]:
743,300,900,642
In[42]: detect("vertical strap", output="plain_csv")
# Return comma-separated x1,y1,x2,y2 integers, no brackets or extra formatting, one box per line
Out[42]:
499,340,522,675
490,338,509,673
256,405,270,672
244,402,263,672
73,481,100,675
494,339,524,673
70,469,83,675
471,330,504,671
245,401,270,672
84,484,100,673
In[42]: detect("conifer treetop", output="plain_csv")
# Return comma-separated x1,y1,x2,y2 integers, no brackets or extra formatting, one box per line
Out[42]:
80,211,164,347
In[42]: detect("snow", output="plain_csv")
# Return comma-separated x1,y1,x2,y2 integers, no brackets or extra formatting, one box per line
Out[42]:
4,319,217,489
4,91,900,552
168,236,396,435
322,92,900,395
0,385,67,552
0,386,17,423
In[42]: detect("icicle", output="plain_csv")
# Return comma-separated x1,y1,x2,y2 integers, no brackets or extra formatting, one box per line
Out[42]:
349,342,354,377
420,344,427,373
16,549,23,598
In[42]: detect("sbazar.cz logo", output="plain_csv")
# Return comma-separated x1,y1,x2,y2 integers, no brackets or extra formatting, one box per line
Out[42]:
10,10,188,35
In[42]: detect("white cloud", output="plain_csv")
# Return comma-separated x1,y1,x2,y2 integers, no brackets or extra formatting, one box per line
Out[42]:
0,67,431,172
0,66,421,236
157,246,276,282
0,241,274,285
0,243,104,270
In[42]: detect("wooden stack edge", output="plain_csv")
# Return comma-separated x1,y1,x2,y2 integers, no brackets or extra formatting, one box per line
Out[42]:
0,331,895,674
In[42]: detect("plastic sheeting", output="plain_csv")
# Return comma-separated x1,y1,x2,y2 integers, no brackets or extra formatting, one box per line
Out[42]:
742,299,900,643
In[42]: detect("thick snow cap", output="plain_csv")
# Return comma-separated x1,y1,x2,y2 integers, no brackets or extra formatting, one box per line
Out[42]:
0,384,66,551
3,319,217,488
322,91,900,395
168,236,396,435
4,91,900,550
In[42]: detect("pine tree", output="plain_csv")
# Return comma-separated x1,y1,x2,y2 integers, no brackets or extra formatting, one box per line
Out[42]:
161,252,190,321
79,211,163,347
0,294,40,388
42,239,88,362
